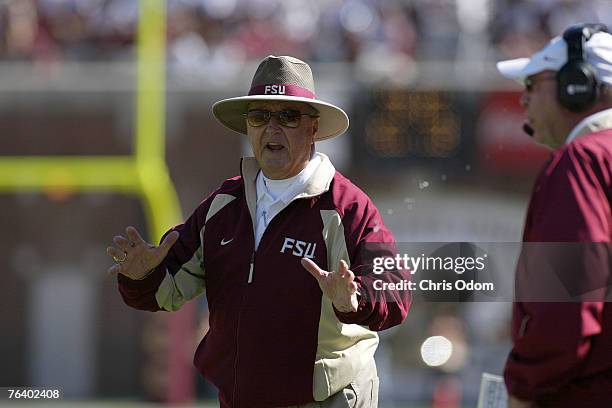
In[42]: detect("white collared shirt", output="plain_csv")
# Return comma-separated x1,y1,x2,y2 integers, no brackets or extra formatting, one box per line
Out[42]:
565,108,612,144
254,155,322,249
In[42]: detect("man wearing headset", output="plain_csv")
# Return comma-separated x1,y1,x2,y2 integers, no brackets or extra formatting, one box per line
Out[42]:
497,24,612,407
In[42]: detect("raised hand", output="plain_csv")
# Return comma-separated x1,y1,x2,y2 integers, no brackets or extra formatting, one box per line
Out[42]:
301,258,359,313
107,226,179,280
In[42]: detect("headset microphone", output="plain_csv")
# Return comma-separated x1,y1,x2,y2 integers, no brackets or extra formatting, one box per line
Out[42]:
523,123,534,137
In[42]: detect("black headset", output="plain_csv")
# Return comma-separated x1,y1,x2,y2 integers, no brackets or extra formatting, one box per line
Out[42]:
556,23,609,112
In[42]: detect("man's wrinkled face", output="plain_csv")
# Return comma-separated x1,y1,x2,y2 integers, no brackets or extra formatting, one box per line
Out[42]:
521,70,565,149
246,101,319,179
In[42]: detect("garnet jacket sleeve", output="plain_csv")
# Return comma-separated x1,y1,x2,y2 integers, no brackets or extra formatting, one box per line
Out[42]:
117,191,222,312
330,182,411,331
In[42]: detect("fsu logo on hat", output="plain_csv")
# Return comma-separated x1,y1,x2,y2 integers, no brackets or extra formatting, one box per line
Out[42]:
212,55,349,141
249,83,316,99
264,85,286,95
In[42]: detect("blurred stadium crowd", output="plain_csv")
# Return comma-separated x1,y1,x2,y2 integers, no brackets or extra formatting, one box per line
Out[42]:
1,0,611,70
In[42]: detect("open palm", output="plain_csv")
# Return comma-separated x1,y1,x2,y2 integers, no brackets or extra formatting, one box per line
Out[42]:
107,226,179,280
301,258,358,313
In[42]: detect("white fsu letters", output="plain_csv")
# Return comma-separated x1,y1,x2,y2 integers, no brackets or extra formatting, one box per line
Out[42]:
280,237,316,259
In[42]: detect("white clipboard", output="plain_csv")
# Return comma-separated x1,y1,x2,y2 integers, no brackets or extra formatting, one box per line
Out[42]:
477,373,508,408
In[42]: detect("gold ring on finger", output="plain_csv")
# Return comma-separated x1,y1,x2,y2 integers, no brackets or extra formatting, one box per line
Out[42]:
113,251,128,264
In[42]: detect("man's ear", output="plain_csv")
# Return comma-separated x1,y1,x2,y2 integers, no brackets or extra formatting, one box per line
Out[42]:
312,118,319,140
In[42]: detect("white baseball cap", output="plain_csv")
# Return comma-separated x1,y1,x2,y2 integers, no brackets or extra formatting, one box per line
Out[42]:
497,31,612,85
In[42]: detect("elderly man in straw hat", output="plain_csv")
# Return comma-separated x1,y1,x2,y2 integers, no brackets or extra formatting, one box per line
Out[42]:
107,55,410,407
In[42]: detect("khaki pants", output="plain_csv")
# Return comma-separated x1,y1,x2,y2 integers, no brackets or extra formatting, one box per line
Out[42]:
287,359,379,408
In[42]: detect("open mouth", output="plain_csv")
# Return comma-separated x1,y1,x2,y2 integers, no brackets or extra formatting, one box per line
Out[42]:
523,118,535,136
265,142,285,151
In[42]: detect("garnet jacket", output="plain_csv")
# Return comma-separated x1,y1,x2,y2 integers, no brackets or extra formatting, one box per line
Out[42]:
504,125,612,407
118,153,411,407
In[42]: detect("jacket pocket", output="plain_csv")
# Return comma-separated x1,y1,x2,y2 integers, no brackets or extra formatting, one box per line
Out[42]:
370,377,379,408
518,314,531,337
341,382,357,408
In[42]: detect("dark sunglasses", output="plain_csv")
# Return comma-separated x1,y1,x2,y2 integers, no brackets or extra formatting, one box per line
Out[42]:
524,75,556,92
244,109,319,128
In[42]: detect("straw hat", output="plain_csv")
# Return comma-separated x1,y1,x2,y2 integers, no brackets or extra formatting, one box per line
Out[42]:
212,55,349,141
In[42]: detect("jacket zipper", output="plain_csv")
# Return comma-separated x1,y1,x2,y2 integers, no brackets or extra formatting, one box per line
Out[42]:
247,198,299,284
248,252,255,283
235,193,320,404
235,161,324,402
231,298,243,406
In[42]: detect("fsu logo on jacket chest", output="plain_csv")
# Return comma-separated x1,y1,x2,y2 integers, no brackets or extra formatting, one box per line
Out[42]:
280,237,316,259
